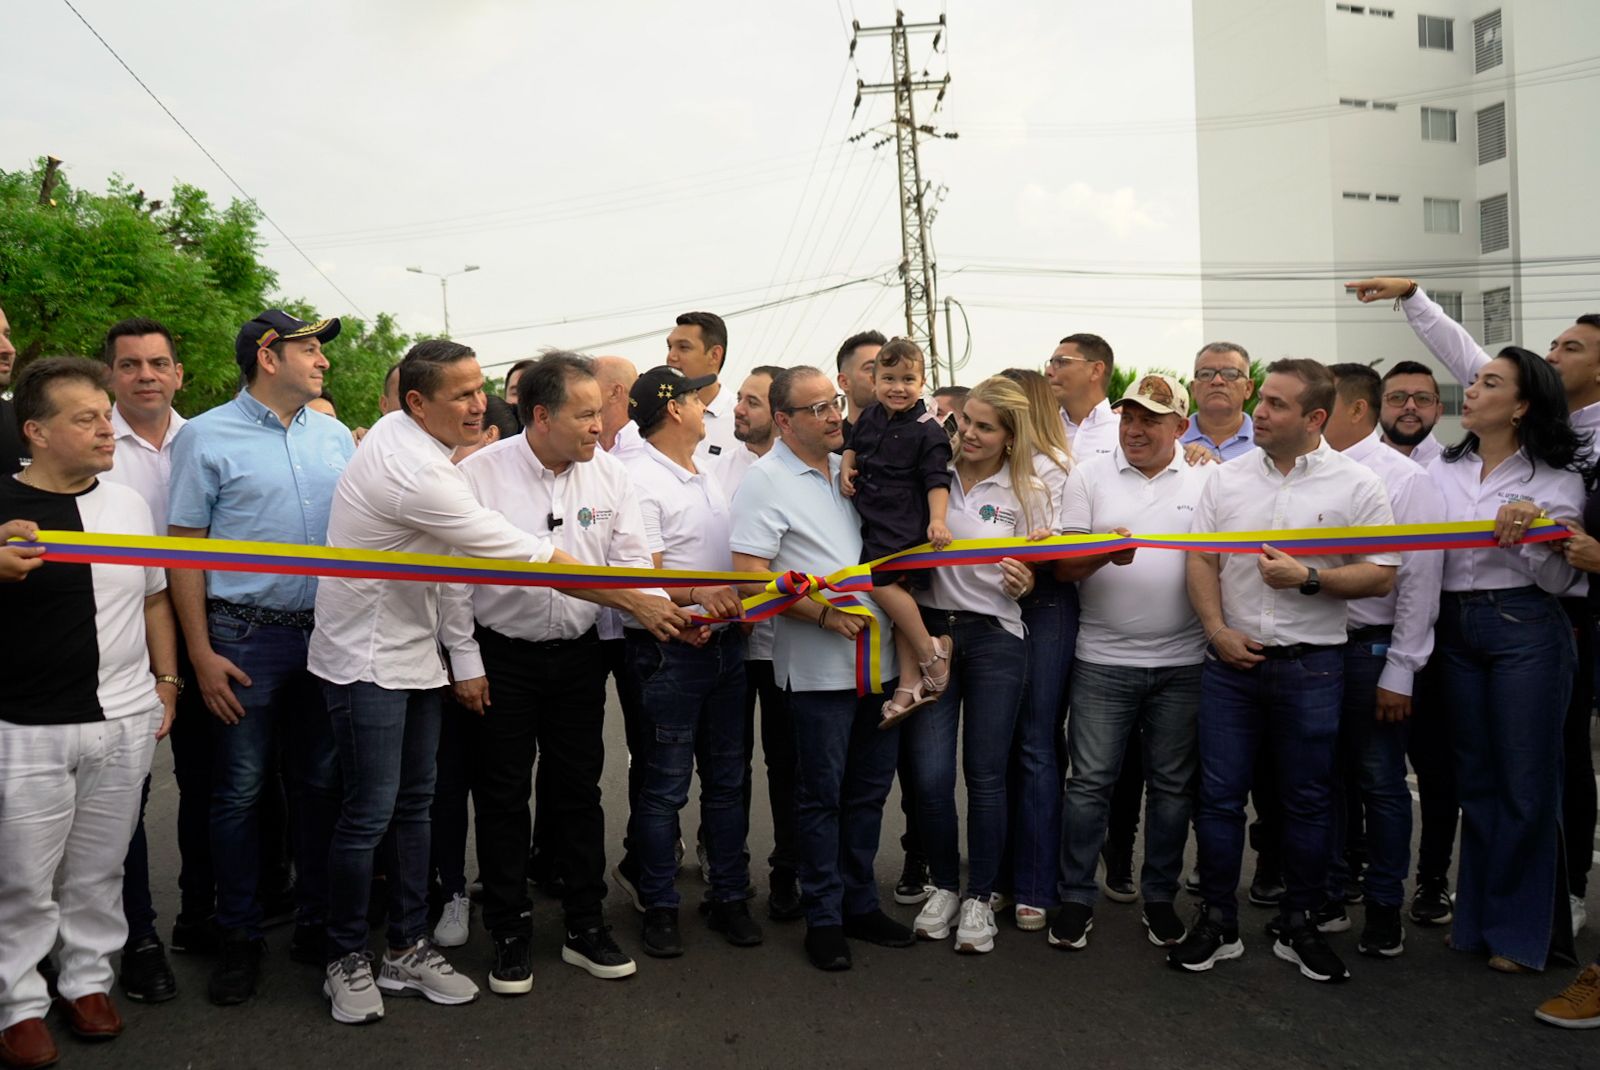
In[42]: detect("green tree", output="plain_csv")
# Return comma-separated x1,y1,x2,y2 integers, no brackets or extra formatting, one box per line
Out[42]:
1109,360,1268,415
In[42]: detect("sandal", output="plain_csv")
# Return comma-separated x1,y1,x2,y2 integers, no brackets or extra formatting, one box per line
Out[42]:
919,636,954,694
880,683,936,730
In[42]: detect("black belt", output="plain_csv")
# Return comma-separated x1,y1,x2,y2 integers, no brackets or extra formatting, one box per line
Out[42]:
207,599,314,630
1255,642,1340,661
1346,624,1394,643
478,624,598,650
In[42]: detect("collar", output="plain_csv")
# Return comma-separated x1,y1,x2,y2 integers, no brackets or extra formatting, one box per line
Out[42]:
516,430,587,478
111,404,185,450
1258,436,1332,476
1113,445,1187,478
771,437,834,478
703,384,728,418
236,388,306,429
1183,412,1252,446
1343,427,1385,465
959,460,1013,492
643,441,699,483
395,411,456,459
884,399,930,423
1062,396,1112,431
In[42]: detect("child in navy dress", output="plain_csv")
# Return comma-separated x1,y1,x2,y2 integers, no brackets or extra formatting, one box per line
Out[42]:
840,339,955,726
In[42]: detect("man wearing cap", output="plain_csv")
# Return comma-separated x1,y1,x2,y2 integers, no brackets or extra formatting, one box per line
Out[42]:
166,310,352,1007
1045,376,1215,955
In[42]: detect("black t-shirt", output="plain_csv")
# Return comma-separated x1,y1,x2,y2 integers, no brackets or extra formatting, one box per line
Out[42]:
0,399,23,475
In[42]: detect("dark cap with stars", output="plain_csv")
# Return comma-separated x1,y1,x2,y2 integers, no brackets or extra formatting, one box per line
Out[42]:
628,365,716,428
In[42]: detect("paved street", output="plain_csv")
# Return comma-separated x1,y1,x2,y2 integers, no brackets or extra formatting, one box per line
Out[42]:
48,691,1600,1070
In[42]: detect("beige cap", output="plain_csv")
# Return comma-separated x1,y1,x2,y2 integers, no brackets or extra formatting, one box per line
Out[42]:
1112,373,1190,418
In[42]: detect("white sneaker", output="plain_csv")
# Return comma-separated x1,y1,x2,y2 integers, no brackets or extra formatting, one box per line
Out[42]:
324,952,384,1025
1014,903,1047,932
914,888,961,940
954,896,998,954
377,939,479,1005
433,893,471,948
1573,894,1588,938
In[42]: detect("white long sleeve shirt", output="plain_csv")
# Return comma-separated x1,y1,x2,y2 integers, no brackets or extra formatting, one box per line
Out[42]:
1427,449,1585,596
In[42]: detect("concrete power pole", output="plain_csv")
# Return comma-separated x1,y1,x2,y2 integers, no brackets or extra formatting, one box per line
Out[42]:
852,11,953,386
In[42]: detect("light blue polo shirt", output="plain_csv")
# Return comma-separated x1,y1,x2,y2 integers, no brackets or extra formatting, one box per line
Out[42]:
1180,412,1255,461
168,389,355,610
729,438,896,693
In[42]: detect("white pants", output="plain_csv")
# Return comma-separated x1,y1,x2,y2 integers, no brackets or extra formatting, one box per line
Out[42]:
0,709,158,1029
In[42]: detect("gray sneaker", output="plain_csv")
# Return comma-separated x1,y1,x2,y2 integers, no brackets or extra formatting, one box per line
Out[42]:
377,939,479,1005
324,952,384,1025
433,893,471,948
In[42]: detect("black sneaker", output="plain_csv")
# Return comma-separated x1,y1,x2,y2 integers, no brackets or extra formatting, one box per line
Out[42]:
641,908,684,959
1342,870,1366,905
562,923,637,979
1183,871,1202,897
1311,900,1351,934
1409,877,1454,926
704,900,764,947
804,925,851,971
894,854,931,906
208,931,265,1006
1166,907,1243,973
289,923,325,966
170,913,220,955
488,933,533,996
611,859,645,915
1100,847,1137,904
1358,903,1405,958
842,909,916,948
1248,873,1286,908
1273,916,1350,983
767,870,804,922
1047,903,1094,950
118,933,177,1003
1142,902,1187,947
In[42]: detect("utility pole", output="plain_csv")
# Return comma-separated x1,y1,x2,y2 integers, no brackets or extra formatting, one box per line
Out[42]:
852,10,954,385
406,264,480,337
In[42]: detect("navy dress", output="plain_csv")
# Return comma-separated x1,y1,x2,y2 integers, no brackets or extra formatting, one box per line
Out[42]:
849,400,953,588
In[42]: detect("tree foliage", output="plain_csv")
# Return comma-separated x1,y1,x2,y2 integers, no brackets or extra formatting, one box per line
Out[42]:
1108,360,1268,415
0,159,409,427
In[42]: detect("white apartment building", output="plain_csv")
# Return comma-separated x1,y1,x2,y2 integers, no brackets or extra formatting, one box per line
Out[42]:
1192,0,1600,437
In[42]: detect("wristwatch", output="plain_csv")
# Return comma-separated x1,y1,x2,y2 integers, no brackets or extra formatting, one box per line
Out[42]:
1298,567,1321,596
155,674,185,695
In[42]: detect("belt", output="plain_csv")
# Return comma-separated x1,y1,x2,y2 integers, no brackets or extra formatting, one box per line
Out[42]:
1255,642,1340,661
1346,624,1394,643
480,625,598,650
207,599,314,630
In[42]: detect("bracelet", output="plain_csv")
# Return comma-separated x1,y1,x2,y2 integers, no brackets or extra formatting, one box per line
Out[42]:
817,606,831,629
688,587,699,606
1205,624,1227,644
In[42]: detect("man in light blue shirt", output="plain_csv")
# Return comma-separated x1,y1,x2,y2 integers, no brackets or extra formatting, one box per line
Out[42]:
166,310,353,1006
729,365,909,972
1180,342,1257,463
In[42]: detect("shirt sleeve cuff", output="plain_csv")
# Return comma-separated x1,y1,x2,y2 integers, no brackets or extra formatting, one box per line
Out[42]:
448,649,485,682
1377,661,1414,697
526,537,554,564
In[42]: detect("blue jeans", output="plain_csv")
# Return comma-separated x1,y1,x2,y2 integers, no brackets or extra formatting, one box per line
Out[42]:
906,609,1028,900
207,614,339,937
1060,660,1201,906
1195,647,1343,926
1438,588,1575,970
322,681,441,957
1327,631,1413,908
625,628,751,908
789,688,901,927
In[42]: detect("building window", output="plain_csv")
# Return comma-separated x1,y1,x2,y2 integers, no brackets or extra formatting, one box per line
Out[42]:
1336,3,1367,12
1424,197,1461,233
1434,291,1464,322
1477,103,1507,164
1342,191,1372,201
1372,101,1399,111
1439,382,1464,416
1483,287,1512,344
1474,10,1503,72
1418,14,1454,50
1479,194,1509,253
1370,7,1395,17
1421,107,1457,142
1375,193,1401,203
1339,97,1370,108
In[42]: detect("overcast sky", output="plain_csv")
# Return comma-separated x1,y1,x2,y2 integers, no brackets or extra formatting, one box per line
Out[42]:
4,0,1203,388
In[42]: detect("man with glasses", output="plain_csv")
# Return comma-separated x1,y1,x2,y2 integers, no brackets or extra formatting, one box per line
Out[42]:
1378,362,1444,466
1182,343,1257,463
1045,333,1119,460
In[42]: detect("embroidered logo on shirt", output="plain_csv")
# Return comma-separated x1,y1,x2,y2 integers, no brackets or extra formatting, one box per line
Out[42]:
575,507,614,529
978,505,1018,526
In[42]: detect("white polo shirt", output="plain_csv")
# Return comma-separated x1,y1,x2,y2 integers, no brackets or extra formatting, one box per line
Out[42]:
1061,397,1118,462
101,405,186,533
1194,439,1399,648
915,463,1043,640
1060,448,1214,667
729,439,895,692
696,384,744,492
1428,449,1585,596
624,441,733,629
1032,448,1072,531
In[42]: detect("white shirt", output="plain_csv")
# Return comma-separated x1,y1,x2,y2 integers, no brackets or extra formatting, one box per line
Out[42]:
450,433,658,667
624,441,733,629
916,464,1041,640
1194,439,1400,647
1428,449,1585,596
718,443,776,661
1032,448,1072,531
308,412,553,691
696,385,744,493
102,406,186,532
598,421,649,640
1061,398,1118,463
1341,430,1445,695
1060,448,1214,667
1396,432,1444,468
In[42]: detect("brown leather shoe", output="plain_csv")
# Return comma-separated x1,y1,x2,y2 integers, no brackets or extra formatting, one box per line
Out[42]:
63,993,122,1040
0,1018,59,1069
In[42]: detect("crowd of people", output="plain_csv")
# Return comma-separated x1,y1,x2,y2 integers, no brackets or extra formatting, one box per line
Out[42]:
1,281,1599,1066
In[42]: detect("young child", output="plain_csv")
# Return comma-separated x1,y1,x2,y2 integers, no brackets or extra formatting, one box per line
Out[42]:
839,338,955,727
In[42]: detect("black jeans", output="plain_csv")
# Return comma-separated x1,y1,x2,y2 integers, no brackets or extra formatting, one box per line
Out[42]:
429,696,474,899
473,627,609,935
744,659,798,877
1406,654,1457,885
1562,600,1596,898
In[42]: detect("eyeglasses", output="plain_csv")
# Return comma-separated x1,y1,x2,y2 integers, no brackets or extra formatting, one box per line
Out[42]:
1046,355,1091,372
1193,367,1247,383
1383,390,1440,408
783,394,846,420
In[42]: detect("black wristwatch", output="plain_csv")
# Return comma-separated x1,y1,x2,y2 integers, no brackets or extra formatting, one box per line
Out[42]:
1298,567,1321,596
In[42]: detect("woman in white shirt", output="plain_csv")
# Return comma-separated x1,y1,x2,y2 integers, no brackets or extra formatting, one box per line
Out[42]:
1429,346,1589,974
906,376,1048,955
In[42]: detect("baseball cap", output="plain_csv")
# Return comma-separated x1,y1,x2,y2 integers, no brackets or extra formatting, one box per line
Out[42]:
1112,373,1189,418
629,365,716,428
234,310,342,372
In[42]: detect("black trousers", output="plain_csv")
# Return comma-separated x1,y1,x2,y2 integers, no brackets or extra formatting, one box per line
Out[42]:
472,626,609,935
1407,654,1458,885
1105,728,1144,866
1562,600,1596,898
744,659,798,876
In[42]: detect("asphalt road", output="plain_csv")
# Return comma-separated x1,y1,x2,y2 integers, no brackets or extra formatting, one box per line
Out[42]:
42,689,1600,1070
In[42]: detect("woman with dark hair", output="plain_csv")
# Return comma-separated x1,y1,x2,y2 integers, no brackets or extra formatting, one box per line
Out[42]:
1430,346,1589,974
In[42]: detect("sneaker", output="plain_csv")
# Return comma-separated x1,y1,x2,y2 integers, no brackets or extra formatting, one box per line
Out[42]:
894,854,932,906
207,931,264,1006
324,951,384,1025
1166,907,1243,973
611,860,646,915
1047,903,1094,950
1572,894,1588,939
767,870,804,922
914,889,962,940
467,876,484,900
1014,903,1047,932
1182,871,1202,897
954,897,998,954
988,891,1014,915
433,893,471,949
696,839,711,885
170,913,219,956
563,923,637,979
1358,903,1405,958
1342,872,1365,905
674,837,686,868
488,933,533,996
804,925,851,971
1408,877,1453,926
1311,901,1351,934
1142,902,1186,947
377,939,479,1006
118,933,177,1003
1247,874,1286,908
1273,916,1350,983
642,907,683,958
1099,852,1137,904
289,923,325,966
704,900,764,948
843,909,915,948
1535,964,1600,1030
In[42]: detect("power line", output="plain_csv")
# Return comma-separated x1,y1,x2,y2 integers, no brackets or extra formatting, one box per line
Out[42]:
58,0,368,318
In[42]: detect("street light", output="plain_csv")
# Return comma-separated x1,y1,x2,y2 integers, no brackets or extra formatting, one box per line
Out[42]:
405,264,480,337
